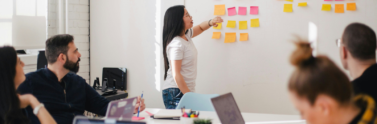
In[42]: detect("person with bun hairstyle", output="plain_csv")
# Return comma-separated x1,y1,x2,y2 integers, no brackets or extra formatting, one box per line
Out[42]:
288,40,377,124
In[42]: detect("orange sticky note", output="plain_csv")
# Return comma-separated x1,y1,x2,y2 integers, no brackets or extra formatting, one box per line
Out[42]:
240,33,248,41
214,5,226,15
346,3,356,11
212,32,221,39
322,4,331,11
335,4,344,13
250,18,260,27
224,33,236,43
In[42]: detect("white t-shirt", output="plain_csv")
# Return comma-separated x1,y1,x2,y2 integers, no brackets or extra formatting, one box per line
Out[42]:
162,29,197,92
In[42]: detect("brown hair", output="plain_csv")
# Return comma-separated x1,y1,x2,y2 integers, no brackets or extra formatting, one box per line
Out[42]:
288,41,353,106
342,23,376,60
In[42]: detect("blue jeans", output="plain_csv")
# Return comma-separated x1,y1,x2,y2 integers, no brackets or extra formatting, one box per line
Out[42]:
162,88,183,109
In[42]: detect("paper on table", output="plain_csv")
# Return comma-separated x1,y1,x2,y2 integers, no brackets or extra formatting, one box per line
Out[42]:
212,32,221,39
226,20,236,28
224,33,236,43
228,7,237,16
250,18,259,27
322,4,331,11
214,4,226,15
239,21,247,30
250,6,259,15
213,23,222,29
298,2,307,7
284,4,293,12
335,4,344,13
347,3,356,11
238,7,247,15
240,33,248,41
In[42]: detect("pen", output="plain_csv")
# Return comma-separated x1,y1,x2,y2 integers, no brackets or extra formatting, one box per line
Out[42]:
137,91,143,117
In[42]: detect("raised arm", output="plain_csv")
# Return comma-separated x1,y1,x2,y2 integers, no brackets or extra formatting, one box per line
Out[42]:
192,16,223,38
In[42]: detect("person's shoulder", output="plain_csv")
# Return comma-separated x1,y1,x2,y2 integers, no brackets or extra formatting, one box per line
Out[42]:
66,72,87,83
168,37,186,47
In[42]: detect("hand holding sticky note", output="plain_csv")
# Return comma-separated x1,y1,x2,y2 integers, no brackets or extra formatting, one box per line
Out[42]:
213,23,222,29
284,4,293,12
322,4,331,11
224,33,236,43
214,5,226,15
335,4,344,13
212,32,221,39
250,18,260,27
240,33,248,41
226,20,236,28
228,7,237,16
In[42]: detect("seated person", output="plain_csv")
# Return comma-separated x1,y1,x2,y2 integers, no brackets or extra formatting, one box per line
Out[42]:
17,34,145,124
0,46,56,124
338,23,377,101
288,40,376,124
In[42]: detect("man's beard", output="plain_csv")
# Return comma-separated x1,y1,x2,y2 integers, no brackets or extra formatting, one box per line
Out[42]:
63,57,80,73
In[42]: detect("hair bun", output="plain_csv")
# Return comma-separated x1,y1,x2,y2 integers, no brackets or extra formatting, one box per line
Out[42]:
290,41,313,67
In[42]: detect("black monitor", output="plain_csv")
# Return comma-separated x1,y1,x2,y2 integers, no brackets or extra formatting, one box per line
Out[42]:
102,67,127,90
37,51,47,70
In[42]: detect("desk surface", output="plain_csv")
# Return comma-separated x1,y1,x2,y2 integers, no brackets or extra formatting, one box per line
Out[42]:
135,108,305,124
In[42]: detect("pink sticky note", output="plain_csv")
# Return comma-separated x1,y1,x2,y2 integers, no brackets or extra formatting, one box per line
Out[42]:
132,116,145,120
238,7,247,15
335,0,344,1
324,0,332,1
228,7,236,16
250,6,259,15
145,111,154,116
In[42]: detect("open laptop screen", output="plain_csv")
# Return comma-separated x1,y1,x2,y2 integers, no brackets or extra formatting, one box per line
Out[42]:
211,92,245,124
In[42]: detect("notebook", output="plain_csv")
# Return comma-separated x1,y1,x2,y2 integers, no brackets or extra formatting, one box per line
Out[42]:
151,109,191,120
211,92,245,124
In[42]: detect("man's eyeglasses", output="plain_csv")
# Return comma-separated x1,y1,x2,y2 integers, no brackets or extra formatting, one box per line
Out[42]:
335,39,342,47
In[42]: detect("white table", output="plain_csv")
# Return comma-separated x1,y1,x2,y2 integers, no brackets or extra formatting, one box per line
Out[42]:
135,108,305,124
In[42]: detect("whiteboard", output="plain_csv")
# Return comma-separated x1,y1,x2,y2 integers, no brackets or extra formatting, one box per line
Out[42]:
185,0,377,114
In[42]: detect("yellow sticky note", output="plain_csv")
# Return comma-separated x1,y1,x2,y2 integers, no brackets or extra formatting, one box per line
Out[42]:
212,32,221,39
284,4,293,12
322,4,331,11
226,20,236,28
224,33,236,43
285,0,293,2
347,3,356,11
214,4,226,15
335,4,344,13
213,23,222,29
250,18,260,27
298,2,307,7
239,21,247,30
240,33,248,41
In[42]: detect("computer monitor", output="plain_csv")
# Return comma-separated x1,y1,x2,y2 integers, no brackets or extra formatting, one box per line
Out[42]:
37,51,47,70
102,67,127,90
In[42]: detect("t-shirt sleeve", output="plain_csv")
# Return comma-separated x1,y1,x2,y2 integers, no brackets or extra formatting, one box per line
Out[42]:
167,40,184,60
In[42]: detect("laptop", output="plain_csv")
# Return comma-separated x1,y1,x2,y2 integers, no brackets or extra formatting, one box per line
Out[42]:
211,92,245,124
73,116,146,124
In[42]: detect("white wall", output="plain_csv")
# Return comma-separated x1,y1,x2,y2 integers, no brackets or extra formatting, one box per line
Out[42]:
90,0,377,115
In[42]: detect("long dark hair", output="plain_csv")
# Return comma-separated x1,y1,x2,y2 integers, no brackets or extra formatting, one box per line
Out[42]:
162,5,186,80
0,46,29,124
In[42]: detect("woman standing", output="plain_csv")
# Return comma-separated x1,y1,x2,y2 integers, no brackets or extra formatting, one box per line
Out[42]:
162,5,223,109
0,46,56,124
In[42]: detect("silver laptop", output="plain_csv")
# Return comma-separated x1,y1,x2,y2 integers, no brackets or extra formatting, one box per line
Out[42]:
72,116,146,124
211,93,245,124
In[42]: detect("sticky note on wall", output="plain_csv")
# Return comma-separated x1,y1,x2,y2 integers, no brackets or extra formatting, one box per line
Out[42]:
226,20,236,28
250,6,259,15
214,5,226,15
224,33,236,43
240,33,248,41
322,4,331,11
228,7,237,16
298,2,307,7
212,32,221,39
213,23,222,29
239,21,247,30
286,0,293,2
347,3,356,11
335,4,344,13
250,18,260,27
284,4,293,12
238,7,247,15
